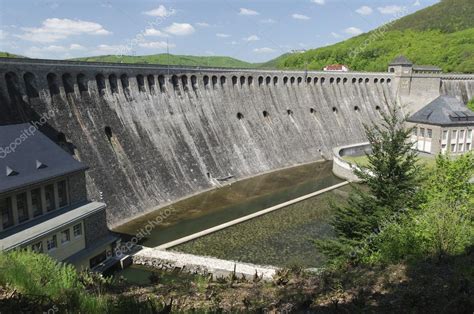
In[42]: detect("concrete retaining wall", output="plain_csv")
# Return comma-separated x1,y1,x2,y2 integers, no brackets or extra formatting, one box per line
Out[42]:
332,143,371,182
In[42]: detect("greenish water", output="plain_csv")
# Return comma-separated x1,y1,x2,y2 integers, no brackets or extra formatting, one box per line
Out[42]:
114,161,343,248
116,264,198,286
173,185,352,268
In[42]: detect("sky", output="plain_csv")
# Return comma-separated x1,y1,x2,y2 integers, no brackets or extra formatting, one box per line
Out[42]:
0,0,439,62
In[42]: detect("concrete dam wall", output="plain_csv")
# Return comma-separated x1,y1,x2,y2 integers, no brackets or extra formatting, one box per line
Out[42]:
1,58,464,227
441,75,474,104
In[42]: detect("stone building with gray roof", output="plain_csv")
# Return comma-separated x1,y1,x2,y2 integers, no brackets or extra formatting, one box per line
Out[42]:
407,96,474,155
0,123,120,270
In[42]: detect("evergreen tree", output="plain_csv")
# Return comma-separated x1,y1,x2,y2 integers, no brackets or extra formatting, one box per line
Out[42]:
316,105,423,264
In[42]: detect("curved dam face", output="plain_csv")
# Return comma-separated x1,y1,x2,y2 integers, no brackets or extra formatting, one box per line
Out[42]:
0,58,424,227
441,75,474,104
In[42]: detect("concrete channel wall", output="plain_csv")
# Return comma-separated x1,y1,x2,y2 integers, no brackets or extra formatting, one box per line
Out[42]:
332,143,371,182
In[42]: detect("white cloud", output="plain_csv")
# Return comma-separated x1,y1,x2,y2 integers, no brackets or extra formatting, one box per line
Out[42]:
143,5,175,17
69,43,86,50
196,22,210,27
310,0,325,5
413,0,421,6
331,32,341,38
260,18,276,24
164,23,195,36
356,6,373,15
377,5,405,14
138,41,175,49
243,35,260,41
344,27,363,36
292,14,310,20
18,18,111,43
254,47,275,53
144,28,170,37
239,8,259,16
230,40,238,45
216,33,231,38
95,44,128,55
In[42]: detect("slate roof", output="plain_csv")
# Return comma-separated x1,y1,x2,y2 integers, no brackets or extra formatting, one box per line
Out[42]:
407,96,474,126
0,123,88,194
389,55,413,66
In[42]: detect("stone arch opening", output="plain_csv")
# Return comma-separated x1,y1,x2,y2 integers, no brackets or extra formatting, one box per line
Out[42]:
77,74,88,93
232,76,238,86
212,75,218,87
374,78,379,84
273,77,278,85
203,75,209,87
258,76,264,86
283,77,288,85
5,72,21,104
320,77,326,84
181,75,188,90
109,74,118,93
330,77,335,84
365,78,369,83
336,78,341,84
147,74,155,93
104,126,113,142
380,78,385,84
237,112,244,120
120,74,130,90
290,77,295,85
359,78,363,83
343,78,348,84
57,132,67,143
137,74,145,92
354,106,360,112
307,77,312,84
375,105,381,111
389,67,395,73
387,78,391,84
96,74,106,95
332,107,338,113
47,73,60,95
248,76,253,86
263,110,270,118
24,72,39,98
158,75,166,92
266,76,271,85
171,75,179,89
314,77,319,84
62,73,74,94
297,77,303,85
220,76,226,86
352,78,357,84
287,109,293,116
191,75,197,89
310,108,316,114
240,76,246,86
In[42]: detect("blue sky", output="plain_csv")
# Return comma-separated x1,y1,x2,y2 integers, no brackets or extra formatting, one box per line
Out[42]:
0,0,438,62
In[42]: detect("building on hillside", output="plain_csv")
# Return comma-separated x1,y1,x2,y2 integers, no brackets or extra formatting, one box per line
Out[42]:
407,96,474,155
0,123,119,270
388,55,442,74
323,64,350,72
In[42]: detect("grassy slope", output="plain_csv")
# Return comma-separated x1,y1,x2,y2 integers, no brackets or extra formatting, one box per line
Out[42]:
272,0,474,73
72,54,258,68
0,52,23,58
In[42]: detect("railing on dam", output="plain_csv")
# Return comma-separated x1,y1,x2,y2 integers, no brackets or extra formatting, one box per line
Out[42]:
0,57,395,101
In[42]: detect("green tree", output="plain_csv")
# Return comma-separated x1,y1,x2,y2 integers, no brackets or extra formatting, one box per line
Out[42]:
316,105,423,265
467,98,474,111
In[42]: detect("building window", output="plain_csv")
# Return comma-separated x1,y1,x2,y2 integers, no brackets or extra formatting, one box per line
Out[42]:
427,129,433,139
31,241,43,253
467,143,471,151
61,229,70,244
16,192,29,223
31,188,43,217
442,130,448,140
73,223,82,237
459,130,465,141
451,144,456,152
452,130,458,141
441,144,447,153
47,235,57,251
467,130,472,141
459,144,464,152
57,180,68,208
45,184,55,212
1,197,13,229
420,128,425,137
